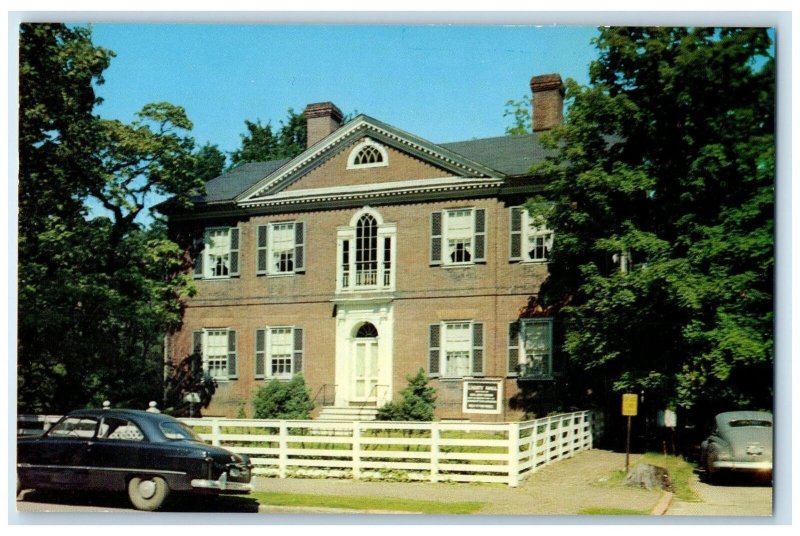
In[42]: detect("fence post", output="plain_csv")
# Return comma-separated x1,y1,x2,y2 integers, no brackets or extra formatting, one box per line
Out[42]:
566,414,575,457
278,421,288,479
352,422,361,481
211,418,221,446
508,422,520,487
430,422,440,483
587,411,594,450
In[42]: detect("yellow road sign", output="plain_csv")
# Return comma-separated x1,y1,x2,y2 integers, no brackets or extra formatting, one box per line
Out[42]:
622,393,638,416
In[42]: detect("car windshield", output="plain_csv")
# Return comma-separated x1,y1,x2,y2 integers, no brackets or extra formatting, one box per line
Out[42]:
728,419,772,428
159,420,203,441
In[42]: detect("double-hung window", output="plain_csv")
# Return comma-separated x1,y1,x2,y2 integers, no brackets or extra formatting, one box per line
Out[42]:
194,227,240,279
508,318,554,378
255,326,304,380
430,208,486,266
192,328,238,381
509,206,554,263
428,321,485,378
256,221,305,275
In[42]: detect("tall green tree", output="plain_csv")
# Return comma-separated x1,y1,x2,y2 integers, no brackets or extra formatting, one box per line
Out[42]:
193,142,227,181
18,24,203,413
229,108,307,168
531,28,774,421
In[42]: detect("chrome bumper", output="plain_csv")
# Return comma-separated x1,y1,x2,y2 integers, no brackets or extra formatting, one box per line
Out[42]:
712,460,772,471
191,472,253,492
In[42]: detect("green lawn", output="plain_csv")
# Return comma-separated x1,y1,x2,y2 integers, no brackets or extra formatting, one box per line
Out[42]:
251,491,485,514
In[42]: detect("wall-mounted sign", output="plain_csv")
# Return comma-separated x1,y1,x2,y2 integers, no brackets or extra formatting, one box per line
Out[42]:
463,379,503,414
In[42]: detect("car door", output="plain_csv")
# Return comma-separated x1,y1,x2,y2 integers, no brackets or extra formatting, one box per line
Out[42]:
19,415,100,489
87,415,148,491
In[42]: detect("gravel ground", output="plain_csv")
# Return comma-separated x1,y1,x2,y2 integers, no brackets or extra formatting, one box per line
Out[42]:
254,449,663,516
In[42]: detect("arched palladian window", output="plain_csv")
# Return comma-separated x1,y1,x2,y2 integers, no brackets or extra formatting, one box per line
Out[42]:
355,214,378,286
337,208,396,292
347,139,389,169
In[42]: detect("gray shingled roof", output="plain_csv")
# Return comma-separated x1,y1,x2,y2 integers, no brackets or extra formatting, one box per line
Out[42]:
196,159,291,203
195,132,553,204
440,133,555,177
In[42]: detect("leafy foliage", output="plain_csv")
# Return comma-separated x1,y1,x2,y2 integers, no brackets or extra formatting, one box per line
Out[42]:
163,352,218,417
229,108,307,168
192,142,227,182
18,24,202,413
252,374,315,419
530,28,774,420
376,369,437,421
504,95,532,135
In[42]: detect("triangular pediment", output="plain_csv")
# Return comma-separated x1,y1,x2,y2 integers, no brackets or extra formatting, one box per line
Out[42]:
236,116,505,207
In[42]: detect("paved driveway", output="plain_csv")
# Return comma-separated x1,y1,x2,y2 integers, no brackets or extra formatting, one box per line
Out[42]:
666,472,773,517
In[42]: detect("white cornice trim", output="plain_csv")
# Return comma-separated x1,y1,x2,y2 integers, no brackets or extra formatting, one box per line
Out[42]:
238,176,504,208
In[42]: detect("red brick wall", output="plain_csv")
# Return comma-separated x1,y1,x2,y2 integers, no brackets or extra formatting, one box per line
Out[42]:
172,197,549,420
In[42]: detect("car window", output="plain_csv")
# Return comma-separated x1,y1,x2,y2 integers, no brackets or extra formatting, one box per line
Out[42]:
99,416,146,442
46,416,99,439
159,420,202,441
729,419,772,428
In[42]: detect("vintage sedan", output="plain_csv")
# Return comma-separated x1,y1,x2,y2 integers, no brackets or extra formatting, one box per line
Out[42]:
700,410,773,480
17,408,253,511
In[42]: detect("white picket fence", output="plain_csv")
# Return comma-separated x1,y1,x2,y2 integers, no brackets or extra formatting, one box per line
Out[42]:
181,410,595,487
16,410,595,487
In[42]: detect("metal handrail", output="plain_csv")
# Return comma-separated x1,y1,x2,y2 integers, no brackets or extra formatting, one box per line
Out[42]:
359,384,388,418
312,383,337,407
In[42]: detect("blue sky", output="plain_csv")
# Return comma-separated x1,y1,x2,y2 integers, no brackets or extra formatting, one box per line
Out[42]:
88,24,601,159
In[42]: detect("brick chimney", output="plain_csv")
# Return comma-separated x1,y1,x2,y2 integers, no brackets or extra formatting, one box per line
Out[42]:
304,102,343,147
530,74,564,132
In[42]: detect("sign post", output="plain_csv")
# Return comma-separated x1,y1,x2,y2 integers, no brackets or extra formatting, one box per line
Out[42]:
621,393,638,473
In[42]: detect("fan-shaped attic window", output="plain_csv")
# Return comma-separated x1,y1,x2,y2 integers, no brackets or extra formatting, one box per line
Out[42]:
347,139,389,170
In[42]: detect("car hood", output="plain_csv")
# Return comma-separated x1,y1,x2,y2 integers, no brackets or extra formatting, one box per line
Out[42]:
173,440,249,464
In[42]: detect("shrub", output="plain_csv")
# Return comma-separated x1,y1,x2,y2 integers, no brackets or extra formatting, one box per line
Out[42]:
377,368,436,421
253,374,314,419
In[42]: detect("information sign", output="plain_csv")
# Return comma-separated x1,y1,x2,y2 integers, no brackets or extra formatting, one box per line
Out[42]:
462,380,503,414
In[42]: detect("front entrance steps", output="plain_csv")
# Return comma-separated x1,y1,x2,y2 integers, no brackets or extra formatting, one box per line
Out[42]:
317,405,379,421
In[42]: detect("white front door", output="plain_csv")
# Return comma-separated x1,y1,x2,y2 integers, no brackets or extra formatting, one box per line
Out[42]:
353,338,379,402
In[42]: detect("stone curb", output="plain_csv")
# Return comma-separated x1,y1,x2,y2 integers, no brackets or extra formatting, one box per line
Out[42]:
650,491,674,515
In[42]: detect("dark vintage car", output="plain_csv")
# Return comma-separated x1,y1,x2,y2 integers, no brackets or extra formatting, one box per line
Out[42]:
17,408,253,511
700,410,773,481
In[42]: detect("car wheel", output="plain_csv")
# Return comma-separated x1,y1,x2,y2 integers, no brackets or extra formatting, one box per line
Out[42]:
127,476,170,511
